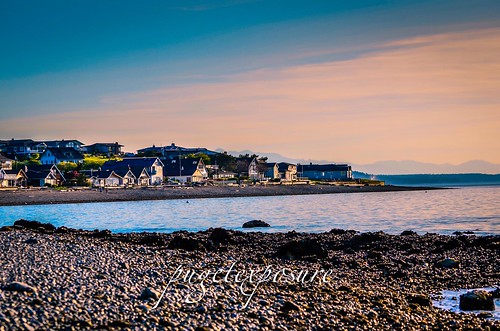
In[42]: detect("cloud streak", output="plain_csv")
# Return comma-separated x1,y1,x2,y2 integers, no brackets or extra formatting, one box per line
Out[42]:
2,27,499,164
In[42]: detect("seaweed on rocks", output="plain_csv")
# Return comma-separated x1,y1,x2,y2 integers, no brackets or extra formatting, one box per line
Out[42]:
13,219,56,232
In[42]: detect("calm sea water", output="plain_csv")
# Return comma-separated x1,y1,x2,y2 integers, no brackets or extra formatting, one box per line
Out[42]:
0,187,498,235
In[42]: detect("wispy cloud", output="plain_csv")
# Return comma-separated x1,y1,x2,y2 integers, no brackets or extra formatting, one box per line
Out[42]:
2,27,499,163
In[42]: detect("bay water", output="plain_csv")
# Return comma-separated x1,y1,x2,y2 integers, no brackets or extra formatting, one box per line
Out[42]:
0,186,498,235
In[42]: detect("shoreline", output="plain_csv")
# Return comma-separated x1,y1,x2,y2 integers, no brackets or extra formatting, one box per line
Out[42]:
0,184,442,207
0,222,498,330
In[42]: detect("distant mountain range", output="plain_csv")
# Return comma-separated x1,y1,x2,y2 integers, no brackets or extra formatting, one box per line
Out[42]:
218,149,500,175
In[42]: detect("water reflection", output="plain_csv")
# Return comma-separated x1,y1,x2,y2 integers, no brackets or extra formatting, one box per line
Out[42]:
0,187,498,235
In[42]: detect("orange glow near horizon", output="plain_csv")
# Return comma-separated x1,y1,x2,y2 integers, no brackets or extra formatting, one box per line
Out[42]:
1,27,499,165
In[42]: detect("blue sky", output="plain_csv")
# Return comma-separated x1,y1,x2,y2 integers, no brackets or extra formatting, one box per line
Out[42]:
1,0,499,166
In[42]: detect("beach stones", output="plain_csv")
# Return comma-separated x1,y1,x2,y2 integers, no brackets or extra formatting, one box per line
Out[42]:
406,293,431,307
275,239,327,259
435,258,460,268
3,282,37,294
208,228,232,244
139,288,159,301
242,220,270,228
459,290,494,311
167,235,206,251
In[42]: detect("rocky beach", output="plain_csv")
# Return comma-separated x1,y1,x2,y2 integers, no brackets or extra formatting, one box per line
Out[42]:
0,220,498,330
0,184,437,206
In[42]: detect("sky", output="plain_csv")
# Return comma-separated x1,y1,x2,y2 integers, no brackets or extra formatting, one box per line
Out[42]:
1,0,500,168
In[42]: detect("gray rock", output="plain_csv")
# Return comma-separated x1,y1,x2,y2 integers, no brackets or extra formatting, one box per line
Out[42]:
459,290,494,311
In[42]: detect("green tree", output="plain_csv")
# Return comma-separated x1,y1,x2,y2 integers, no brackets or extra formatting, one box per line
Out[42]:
214,152,237,172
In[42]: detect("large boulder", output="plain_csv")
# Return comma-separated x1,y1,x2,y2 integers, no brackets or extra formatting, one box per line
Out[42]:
459,290,495,311
242,220,270,228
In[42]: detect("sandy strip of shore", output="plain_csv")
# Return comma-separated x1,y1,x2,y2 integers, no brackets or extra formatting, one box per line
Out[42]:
0,223,498,330
0,184,438,206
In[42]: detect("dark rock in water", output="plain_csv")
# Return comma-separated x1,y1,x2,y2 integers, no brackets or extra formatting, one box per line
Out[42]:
276,239,327,259
400,230,418,236
209,228,232,244
330,228,349,235
3,282,37,293
406,293,431,307
139,287,159,301
14,219,55,232
453,231,475,235
167,236,206,252
242,220,270,228
459,290,494,311
0,226,13,232
436,258,459,268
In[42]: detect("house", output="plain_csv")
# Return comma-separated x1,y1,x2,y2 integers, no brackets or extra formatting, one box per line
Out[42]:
278,163,298,181
0,139,38,157
138,143,219,159
0,168,28,188
299,163,353,180
236,157,265,180
43,140,85,151
136,145,163,156
84,142,123,156
83,170,123,187
163,158,207,183
264,162,280,180
0,154,13,170
26,164,66,187
102,157,163,185
40,148,84,165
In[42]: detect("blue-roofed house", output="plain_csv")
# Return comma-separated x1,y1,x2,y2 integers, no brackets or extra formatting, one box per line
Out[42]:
299,163,352,180
163,158,207,183
39,147,84,165
102,157,163,185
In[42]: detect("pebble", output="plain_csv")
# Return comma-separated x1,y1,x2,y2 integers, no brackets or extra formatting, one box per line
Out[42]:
0,224,497,330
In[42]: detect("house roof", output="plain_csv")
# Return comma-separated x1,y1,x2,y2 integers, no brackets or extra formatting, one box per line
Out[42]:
103,157,163,170
85,142,124,147
0,139,35,147
42,140,84,147
0,154,13,162
300,164,351,172
27,164,66,181
26,169,54,180
277,162,297,172
81,170,123,179
163,158,201,177
43,147,84,161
